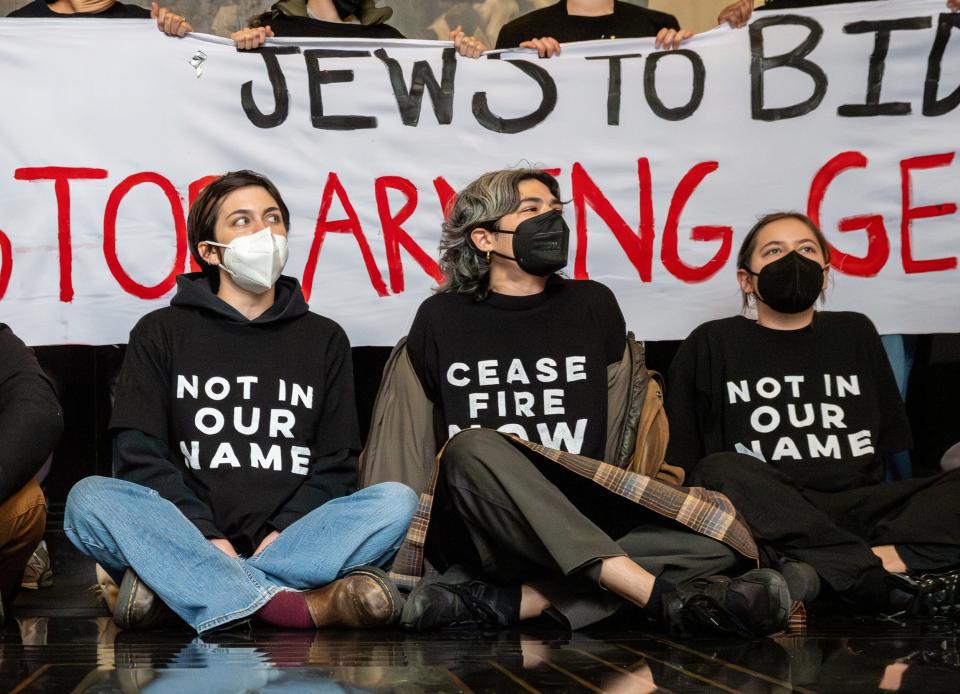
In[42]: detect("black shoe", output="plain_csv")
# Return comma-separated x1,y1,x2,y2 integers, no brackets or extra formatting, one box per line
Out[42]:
113,569,179,630
663,568,791,638
401,568,518,631
777,559,821,604
888,569,960,617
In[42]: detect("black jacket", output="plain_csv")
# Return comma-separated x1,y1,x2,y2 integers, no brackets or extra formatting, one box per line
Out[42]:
0,324,63,502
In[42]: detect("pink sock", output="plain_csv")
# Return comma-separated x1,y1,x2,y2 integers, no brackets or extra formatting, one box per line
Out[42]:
256,590,313,629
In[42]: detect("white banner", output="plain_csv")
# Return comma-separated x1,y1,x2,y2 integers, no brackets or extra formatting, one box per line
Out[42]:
0,0,958,346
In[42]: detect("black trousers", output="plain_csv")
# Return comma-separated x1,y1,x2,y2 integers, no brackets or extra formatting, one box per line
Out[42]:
692,453,960,594
427,429,739,629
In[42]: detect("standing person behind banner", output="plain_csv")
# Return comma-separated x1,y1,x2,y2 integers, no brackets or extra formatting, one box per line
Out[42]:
494,0,695,56
733,0,959,18
232,0,488,57
665,211,960,616
63,170,418,634
0,325,63,626
362,167,793,639
7,1,195,36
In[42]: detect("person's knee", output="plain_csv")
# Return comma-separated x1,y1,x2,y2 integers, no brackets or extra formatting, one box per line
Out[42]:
64,476,128,526
695,538,739,576
441,428,503,482
4,481,47,549
369,481,419,527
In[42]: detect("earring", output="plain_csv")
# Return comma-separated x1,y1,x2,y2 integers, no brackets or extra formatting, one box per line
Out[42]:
485,250,492,264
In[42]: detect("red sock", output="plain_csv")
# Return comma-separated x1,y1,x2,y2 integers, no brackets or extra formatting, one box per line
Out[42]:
256,590,313,629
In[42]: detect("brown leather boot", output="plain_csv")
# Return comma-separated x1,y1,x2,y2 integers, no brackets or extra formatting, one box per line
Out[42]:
113,569,179,630
303,567,402,629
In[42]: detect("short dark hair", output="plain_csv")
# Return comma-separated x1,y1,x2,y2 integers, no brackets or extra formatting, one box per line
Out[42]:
187,170,290,285
737,211,832,310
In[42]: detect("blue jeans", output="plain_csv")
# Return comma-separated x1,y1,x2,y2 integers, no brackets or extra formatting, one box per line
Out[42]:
64,477,418,634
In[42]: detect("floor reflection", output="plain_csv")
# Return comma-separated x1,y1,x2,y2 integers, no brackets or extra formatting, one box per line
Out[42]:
2,614,960,692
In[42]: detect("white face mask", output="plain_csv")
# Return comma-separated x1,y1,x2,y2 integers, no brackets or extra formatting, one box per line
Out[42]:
204,228,289,295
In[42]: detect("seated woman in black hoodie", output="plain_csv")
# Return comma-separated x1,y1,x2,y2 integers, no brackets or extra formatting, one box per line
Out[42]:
665,211,960,615
64,170,418,634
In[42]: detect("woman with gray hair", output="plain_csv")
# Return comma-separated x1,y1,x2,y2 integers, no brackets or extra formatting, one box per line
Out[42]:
361,167,792,638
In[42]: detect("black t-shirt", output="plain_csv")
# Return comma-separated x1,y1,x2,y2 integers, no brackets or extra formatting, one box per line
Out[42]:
759,0,871,8
496,1,679,49
406,278,626,460
7,1,150,17
665,312,912,492
110,274,360,554
251,11,405,39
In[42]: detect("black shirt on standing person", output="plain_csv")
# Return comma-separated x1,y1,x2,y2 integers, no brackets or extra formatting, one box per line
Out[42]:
495,1,679,49
7,0,150,17
249,9,405,39
759,0,869,8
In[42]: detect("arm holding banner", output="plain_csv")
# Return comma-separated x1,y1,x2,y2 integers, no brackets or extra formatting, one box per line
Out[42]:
232,25,276,51
655,27,694,50
718,0,753,28
150,2,192,38
449,25,488,58
231,19,488,57
718,0,956,28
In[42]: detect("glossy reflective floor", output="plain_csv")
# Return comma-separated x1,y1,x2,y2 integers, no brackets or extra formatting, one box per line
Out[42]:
6,614,960,693
3,514,960,693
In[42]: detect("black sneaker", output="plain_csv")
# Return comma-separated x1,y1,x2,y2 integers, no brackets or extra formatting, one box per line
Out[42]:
662,568,791,638
400,567,518,631
888,569,960,618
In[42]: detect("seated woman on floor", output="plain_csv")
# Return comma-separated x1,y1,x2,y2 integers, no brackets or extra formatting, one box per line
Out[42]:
64,170,417,634
361,167,791,638
665,211,960,615
0,324,62,625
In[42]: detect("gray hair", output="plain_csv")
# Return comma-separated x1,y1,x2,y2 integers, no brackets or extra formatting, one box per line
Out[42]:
437,168,561,300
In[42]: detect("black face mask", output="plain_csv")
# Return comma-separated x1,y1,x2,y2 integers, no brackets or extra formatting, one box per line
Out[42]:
490,209,570,276
743,251,826,314
331,0,363,19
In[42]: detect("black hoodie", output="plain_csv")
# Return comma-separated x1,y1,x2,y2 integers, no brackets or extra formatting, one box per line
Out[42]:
0,324,63,503
110,273,360,555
